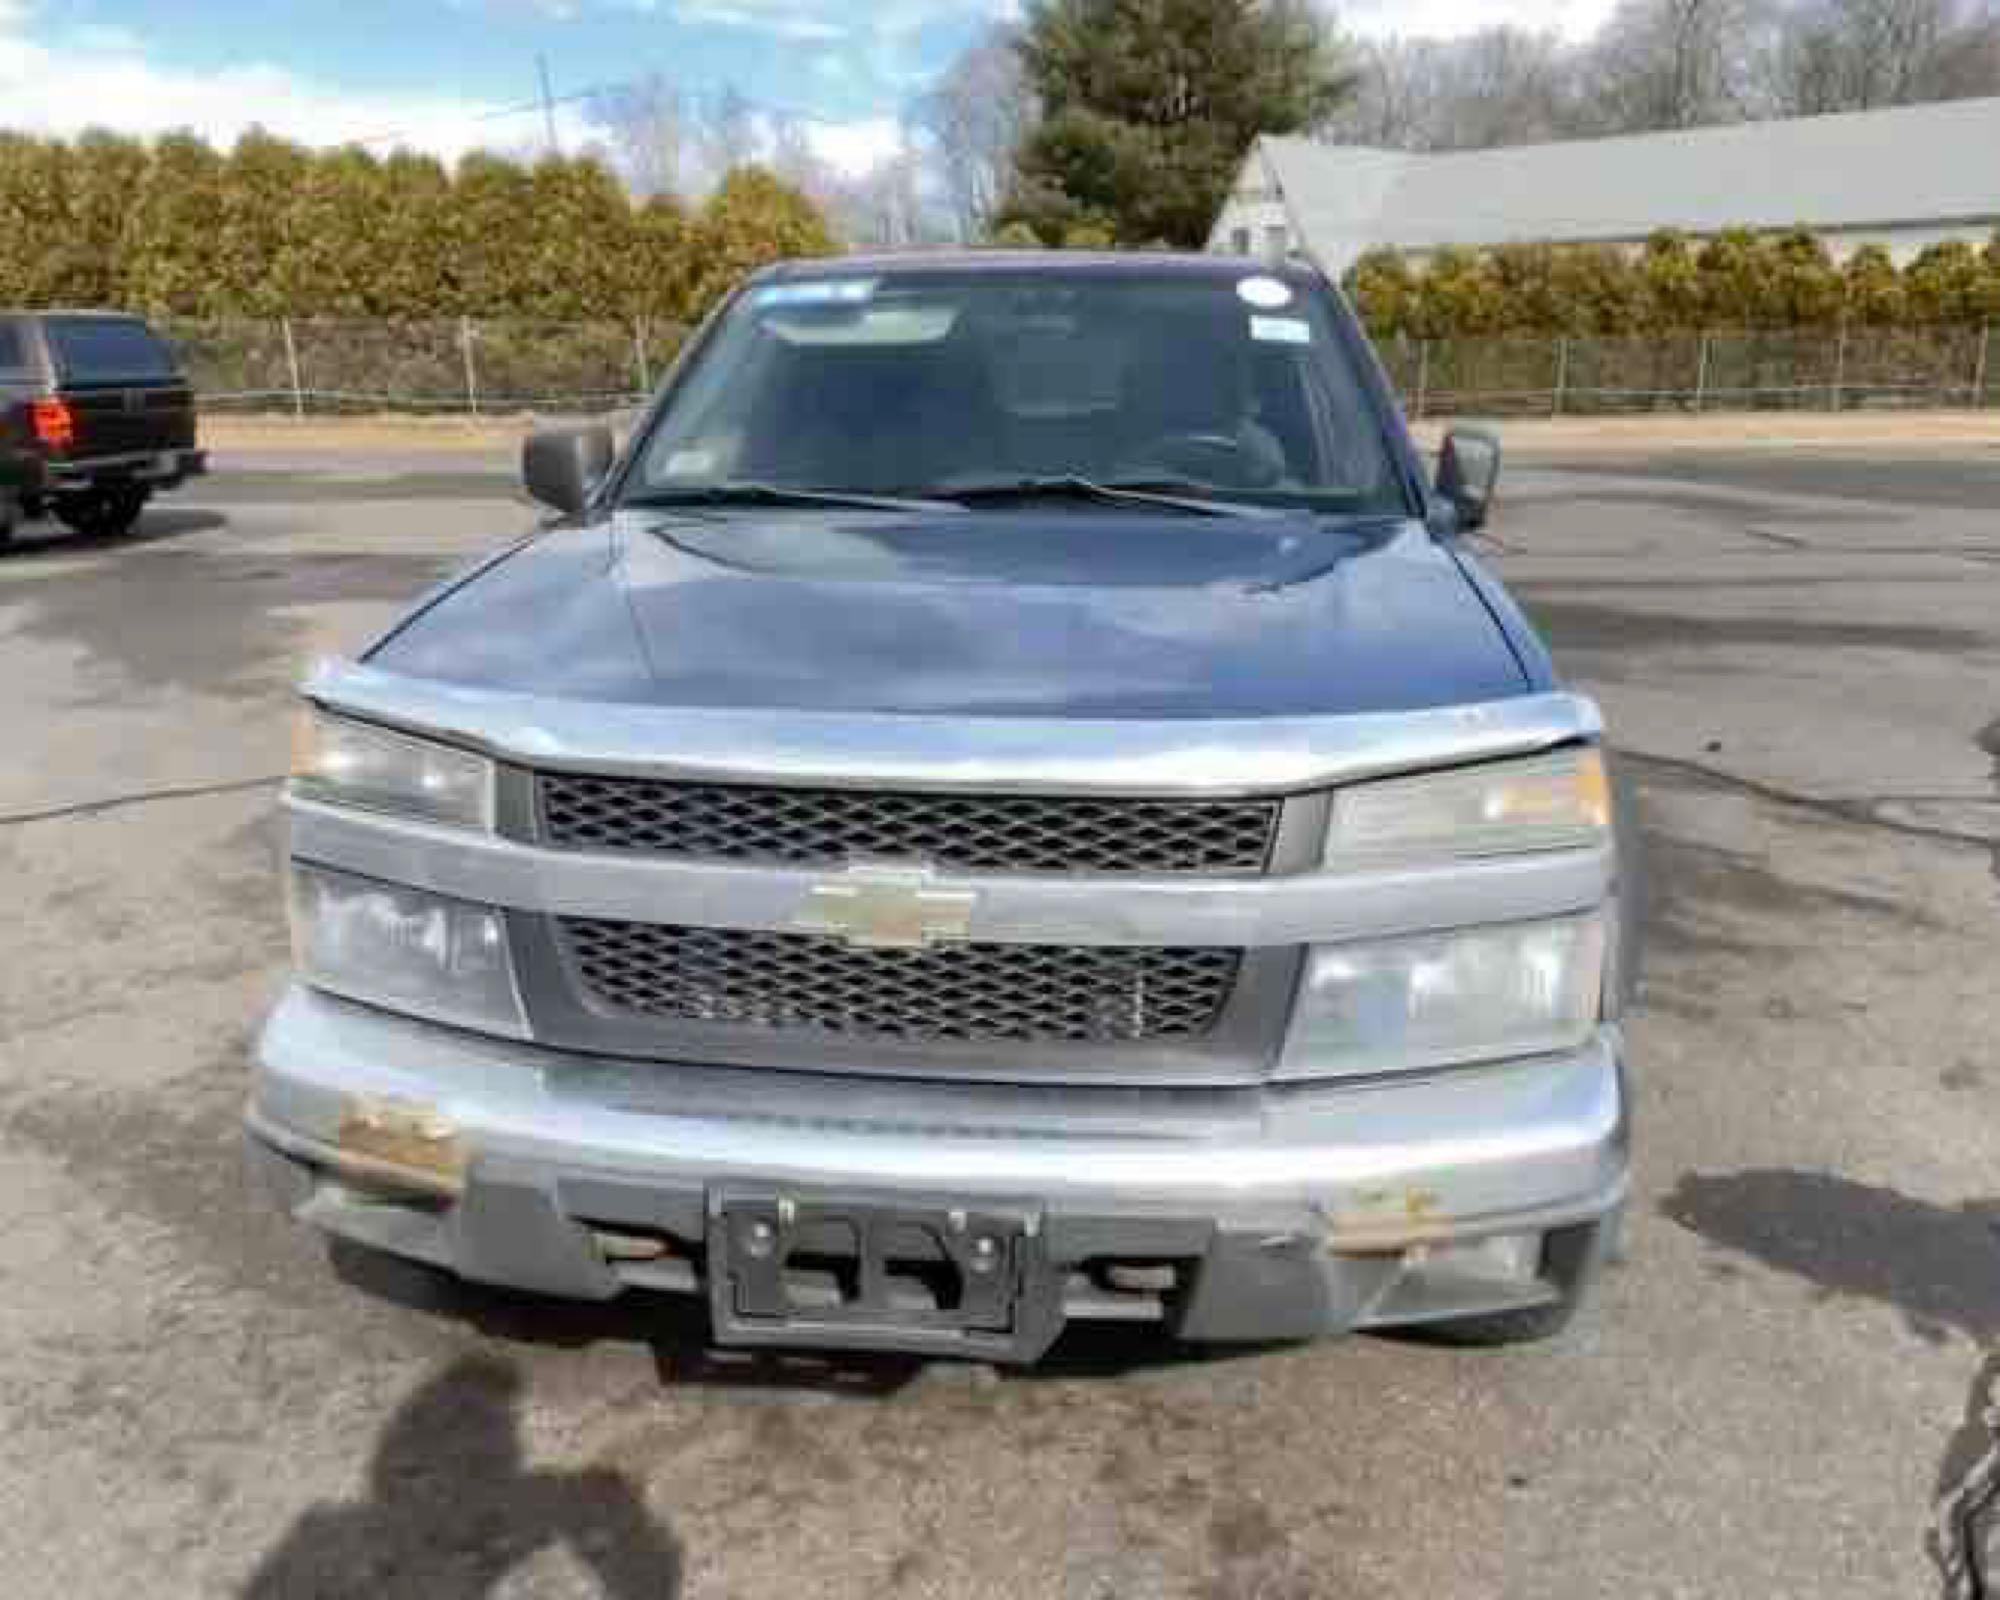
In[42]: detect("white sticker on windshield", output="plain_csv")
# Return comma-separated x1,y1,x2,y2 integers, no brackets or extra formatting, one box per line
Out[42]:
1238,275,1293,309
751,279,877,309
664,448,715,477
1250,315,1312,345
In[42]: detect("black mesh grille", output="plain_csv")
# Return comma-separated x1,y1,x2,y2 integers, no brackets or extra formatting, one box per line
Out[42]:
536,776,1279,876
559,919,1241,1045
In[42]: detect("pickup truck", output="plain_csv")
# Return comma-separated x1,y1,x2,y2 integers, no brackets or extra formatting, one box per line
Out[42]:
250,251,1638,1363
0,310,205,544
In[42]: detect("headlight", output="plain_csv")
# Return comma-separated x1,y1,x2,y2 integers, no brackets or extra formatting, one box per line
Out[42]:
1280,913,1605,1079
1326,748,1610,866
289,865,528,1038
291,709,493,831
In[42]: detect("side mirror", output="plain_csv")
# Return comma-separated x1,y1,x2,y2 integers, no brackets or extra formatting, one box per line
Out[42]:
523,424,615,515
1435,426,1501,532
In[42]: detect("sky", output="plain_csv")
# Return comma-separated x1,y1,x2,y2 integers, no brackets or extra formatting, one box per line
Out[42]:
0,0,1622,174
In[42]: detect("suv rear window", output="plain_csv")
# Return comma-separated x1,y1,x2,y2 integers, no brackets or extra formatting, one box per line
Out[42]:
47,319,177,382
0,321,27,375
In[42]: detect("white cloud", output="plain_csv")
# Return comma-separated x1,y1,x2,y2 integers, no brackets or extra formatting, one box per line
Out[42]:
674,4,848,40
802,116,906,176
0,0,1629,193
66,20,145,52
1341,0,1618,42
0,24,589,162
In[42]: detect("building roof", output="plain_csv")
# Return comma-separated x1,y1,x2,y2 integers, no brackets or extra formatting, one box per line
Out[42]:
1236,96,2000,267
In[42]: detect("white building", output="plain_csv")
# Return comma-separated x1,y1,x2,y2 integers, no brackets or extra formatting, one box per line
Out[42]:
1209,96,2000,274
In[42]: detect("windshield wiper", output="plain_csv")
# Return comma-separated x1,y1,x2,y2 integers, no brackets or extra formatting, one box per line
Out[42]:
624,482,962,515
925,475,1274,519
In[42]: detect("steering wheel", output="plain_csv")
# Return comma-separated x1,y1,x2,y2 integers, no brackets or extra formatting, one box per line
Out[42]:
1127,431,1249,483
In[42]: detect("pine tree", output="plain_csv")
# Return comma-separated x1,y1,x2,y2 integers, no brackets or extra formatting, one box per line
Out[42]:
122,133,229,316
1552,246,1649,335
1974,230,2000,323
1842,245,1905,327
1638,231,1703,329
1765,229,1843,327
1415,246,1507,338
681,166,836,319
63,130,149,306
278,147,387,316
1904,241,1988,326
1001,0,1353,247
373,152,457,319
1694,229,1776,328
217,129,313,318
0,136,73,306
450,153,538,316
1346,248,1420,338
626,193,692,323
520,155,635,321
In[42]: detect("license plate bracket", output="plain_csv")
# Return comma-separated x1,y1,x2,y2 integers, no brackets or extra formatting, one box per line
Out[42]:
707,1189,1052,1359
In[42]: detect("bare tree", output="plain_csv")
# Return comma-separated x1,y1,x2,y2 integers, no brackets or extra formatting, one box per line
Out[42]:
1325,28,1582,150
1764,0,2000,112
761,111,942,249
908,23,1034,239
586,74,688,197
1583,0,1775,132
693,86,761,190
1325,37,1437,147
838,147,931,248
1437,29,1578,146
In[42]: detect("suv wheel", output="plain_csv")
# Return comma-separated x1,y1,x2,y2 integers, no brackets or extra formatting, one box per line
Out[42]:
56,485,150,538
0,494,16,546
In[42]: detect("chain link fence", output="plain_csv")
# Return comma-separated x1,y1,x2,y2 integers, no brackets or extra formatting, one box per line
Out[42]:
159,317,689,416
156,316,1996,420
1377,323,1998,418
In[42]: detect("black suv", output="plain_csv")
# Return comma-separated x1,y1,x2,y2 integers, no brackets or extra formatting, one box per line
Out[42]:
0,311,205,544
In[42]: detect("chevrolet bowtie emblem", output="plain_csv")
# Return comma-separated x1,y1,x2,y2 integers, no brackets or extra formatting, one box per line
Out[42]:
793,864,978,950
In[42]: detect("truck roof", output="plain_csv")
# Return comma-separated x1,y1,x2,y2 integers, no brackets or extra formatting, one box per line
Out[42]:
0,308,149,321
754,249,1315,283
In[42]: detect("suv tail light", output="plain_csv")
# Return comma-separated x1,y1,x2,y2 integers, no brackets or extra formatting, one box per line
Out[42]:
31,398,76,452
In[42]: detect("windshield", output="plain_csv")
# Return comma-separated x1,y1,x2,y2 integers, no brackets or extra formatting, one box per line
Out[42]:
47,317,178,383
626,268,1408,513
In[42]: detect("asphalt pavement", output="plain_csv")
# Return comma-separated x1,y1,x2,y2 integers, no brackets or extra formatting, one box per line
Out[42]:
2,439,1997,1598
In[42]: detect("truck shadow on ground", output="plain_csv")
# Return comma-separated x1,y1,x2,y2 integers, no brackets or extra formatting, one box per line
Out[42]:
0,507,226,558
1664,1171,2000,1597
240,1355,684,1599
1662,1169,2000,1345
329,1238,1279,1398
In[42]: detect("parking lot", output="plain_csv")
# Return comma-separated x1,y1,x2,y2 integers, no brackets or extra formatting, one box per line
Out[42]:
3,434,1998,1598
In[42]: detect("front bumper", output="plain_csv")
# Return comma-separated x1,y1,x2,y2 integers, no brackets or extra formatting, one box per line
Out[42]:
248,986,1629,1359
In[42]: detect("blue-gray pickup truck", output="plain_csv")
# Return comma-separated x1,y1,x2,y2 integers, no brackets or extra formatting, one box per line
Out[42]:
250,250,1639,1363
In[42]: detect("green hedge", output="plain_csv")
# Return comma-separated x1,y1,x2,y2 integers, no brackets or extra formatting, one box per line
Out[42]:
1349,229,2000,342
0,131,834,324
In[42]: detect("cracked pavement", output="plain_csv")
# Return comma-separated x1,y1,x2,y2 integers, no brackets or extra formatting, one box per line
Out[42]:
2,441,1998,1598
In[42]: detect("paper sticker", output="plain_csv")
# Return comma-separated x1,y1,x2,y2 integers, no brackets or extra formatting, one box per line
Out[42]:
1237,275,1293,309
1250,315,1312,345
751,279,877,309
664,449,716,476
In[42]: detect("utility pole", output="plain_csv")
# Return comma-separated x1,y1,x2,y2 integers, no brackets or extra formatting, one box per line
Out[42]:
537,54,560,156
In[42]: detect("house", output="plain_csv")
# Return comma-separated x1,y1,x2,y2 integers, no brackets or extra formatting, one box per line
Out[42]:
1209,96,2000,274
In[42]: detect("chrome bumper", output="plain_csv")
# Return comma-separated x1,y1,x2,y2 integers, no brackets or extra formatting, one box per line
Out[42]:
30,448,206,491
248,986,1629,1355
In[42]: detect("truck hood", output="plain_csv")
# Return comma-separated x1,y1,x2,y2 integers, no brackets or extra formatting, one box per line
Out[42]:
368,507,1529,719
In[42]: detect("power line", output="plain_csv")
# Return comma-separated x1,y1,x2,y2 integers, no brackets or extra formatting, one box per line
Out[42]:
537,54,560,156
343,71,900,154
